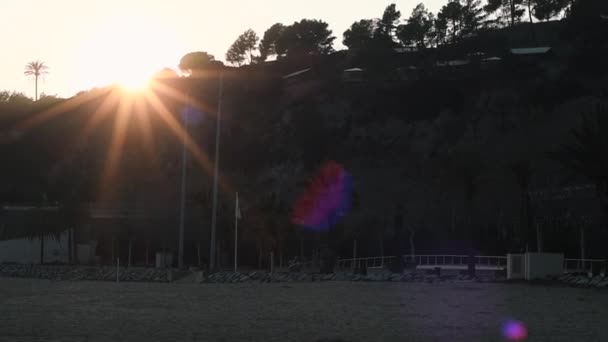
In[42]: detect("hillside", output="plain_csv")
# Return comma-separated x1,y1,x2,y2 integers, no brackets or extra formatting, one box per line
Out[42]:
1,16,608,268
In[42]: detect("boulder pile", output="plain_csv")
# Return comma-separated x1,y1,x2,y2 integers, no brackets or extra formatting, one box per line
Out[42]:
0,264,170,282
203,270,497,283
0,264,508,284
555,273,608,288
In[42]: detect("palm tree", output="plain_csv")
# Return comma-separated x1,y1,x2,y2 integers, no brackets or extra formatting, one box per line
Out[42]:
24,60,49,101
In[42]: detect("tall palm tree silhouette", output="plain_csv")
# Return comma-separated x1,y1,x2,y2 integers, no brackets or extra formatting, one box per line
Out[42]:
24,60,49,101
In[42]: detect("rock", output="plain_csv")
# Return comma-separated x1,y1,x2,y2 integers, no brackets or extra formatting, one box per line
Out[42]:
590,276,603,287
334,272,348,281
321,273,336,281
424,275,438,281
455,274,474,282
400,274,413,282
413,274,425,282
440,275,456,282
365,273,384,281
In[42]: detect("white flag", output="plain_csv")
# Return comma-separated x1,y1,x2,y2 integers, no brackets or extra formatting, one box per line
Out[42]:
235,192,241,219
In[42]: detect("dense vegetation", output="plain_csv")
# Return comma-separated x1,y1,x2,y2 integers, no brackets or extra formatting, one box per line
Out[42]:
1,0,607,269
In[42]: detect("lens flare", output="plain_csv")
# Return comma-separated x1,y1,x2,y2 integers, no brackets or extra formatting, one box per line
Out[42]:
291,161,352,231
502,320,528,341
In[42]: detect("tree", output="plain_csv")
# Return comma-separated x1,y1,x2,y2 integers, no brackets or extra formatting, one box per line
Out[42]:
510,159,534,250
564,0,608,61
397,3,434,48
553,106,608,262
226,29,259,66
152,68,179,80
439,0,464,42
434,13,449,45
276,19,335,57
0,90,9,103
403,178,441,261
24,60,49,101
484,0,525,27
0,91,32,106
246,189,292,270
461,0,488,35
343,19,376,49
440,144,488,277
151,68,179,88
258,23,286,61
178,51,215,76
375,3,402,40
532,0,569,21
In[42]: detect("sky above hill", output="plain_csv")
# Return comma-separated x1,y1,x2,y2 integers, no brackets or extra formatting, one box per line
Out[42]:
1,0,445,98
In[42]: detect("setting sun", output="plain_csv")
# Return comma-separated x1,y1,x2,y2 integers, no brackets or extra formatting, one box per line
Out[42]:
117,76,151,92
70,14,185,92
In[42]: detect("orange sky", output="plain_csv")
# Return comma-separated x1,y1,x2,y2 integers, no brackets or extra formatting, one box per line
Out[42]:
1,0,444,98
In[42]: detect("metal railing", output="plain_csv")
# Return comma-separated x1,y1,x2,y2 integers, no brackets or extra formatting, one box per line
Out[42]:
336,254,508,270
475,255,508,269
336,256,395,270
402,254,507,270
563,258,605,273
336,255,606,273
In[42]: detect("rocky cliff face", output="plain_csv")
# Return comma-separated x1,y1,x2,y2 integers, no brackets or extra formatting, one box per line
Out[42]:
227,52,608,256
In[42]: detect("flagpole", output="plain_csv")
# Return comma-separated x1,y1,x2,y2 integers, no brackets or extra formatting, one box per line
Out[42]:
178,105,189,270
209,71,223,272
234,192,239,273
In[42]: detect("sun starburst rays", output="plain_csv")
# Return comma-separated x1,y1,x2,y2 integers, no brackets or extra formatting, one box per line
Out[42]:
98,95,133,200
143,89,230,191
14,80,231,203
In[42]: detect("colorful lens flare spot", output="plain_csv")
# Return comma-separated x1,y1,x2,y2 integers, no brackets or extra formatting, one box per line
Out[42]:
502,320,528,341
291,161,353,231
181,105,205,125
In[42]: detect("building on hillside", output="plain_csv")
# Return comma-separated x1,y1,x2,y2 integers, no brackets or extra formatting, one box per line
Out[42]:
507,46,554,77
283,68,314,86
0,205,71,264
394,47,418,53
508,47,553,64
481,56,502,71
342,68,364,83
433,59,472,80
282,68,324,104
